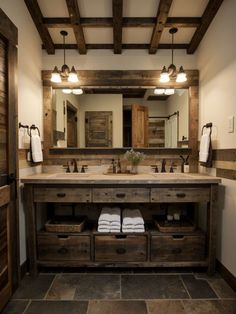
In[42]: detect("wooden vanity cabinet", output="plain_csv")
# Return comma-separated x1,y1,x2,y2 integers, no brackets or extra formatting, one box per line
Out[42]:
24,183,218,276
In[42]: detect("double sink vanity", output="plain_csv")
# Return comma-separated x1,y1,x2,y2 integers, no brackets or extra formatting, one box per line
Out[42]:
22,171,220,276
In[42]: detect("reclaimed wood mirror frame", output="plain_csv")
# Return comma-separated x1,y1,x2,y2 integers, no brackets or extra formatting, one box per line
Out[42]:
42,70,199,170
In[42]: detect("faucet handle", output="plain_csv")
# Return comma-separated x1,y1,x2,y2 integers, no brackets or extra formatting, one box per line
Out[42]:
81,165,88,173
151,165,159,173
62,162,70,173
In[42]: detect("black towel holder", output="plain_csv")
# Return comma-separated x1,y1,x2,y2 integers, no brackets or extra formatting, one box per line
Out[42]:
19,122,40,137
201,122,212,135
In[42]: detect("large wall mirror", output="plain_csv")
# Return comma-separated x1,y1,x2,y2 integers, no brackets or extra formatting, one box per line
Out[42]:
52,88,189,149
43,70,199,169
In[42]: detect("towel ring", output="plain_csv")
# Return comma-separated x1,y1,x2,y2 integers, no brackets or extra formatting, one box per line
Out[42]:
201,122,212,136
29,125,40,137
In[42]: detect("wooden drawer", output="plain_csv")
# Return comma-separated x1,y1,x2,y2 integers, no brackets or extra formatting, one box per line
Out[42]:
95,235,147,262
151,233,205,262
34,187,91,203
37,234,91,261
93,188,149,203
151,187,210,203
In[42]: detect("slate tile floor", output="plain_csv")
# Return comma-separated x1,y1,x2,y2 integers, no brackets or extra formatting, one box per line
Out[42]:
2,271,236,314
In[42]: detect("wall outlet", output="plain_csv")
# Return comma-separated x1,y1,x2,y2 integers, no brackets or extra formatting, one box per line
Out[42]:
228,116,234,133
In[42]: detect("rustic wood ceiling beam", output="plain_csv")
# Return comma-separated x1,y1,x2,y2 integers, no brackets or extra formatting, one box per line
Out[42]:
149,0,173,54
112,0,123,54
187,0,224,54
24,0,55,54
66,0,86,54
44,43,188,50
43,17,201,28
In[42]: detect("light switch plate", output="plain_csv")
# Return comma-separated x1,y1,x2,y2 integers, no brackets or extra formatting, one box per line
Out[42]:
228,116,234,133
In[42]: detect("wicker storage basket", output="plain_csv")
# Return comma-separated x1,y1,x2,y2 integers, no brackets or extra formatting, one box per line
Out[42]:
45,216,87,233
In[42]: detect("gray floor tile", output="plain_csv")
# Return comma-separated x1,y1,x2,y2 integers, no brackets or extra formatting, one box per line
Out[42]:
121,274,189,299
87,300,148,314
12,274,55,300
2,300,30,314
24,300,88,314
46,274,78,300
181,275,218,299
208,278,236,299
182,299,236,314
73,274,120,299
146,300,186,314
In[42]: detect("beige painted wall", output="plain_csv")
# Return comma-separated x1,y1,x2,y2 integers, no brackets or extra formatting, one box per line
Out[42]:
78,94,123,147
197,0,236,276
0,0,43,264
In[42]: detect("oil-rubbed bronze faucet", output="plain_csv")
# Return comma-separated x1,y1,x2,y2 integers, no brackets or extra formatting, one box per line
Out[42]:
71,159,79,173
161,159,166,173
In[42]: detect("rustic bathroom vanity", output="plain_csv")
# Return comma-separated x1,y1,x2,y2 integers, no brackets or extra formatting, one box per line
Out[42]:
22,172,220,276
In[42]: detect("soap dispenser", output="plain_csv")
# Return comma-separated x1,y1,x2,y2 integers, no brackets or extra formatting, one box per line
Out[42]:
184,155,190,173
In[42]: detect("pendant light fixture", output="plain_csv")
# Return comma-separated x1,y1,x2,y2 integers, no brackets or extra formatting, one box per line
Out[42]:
159,28,187,83
51,30,79,83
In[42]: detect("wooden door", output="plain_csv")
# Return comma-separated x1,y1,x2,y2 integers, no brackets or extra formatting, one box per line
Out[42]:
67,103,77,147
0,9,19,310
0,186,11,310
132,104,148,147
85,111,113,147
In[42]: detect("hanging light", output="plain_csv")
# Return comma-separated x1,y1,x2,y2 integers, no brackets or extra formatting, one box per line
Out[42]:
51,30,79,83
159,28,187,83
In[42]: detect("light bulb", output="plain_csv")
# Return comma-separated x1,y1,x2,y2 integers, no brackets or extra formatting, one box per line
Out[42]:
51,66,61,83
160,66,170,83
62,89,72,94
176,66,187,82
164,89,175,95
154,89,165,95
72,88,83,95
68,66,79,83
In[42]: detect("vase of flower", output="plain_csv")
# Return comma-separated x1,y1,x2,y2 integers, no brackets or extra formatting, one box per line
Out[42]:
124,149,145,174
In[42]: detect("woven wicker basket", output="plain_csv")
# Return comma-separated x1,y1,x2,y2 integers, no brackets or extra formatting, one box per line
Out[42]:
45,216,87,233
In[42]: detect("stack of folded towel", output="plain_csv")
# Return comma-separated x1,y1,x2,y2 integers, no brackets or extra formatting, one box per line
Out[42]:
122,209,145,233
98,207,121,232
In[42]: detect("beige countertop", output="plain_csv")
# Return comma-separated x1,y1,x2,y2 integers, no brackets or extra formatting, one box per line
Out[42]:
21,172,221,185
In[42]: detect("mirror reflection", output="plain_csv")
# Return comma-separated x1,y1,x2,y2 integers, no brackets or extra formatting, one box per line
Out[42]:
52,88,189,148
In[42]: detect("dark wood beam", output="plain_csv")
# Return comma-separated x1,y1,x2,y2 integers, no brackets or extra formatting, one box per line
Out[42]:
187,0,224,54
66,0,86,54
24,0,55,54
149,0,173,54
44,43,188,50
112,0,123,54
43,17,201,28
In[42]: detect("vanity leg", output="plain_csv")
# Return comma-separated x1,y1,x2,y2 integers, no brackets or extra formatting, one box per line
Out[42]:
207,184,218,275
24,185,38,277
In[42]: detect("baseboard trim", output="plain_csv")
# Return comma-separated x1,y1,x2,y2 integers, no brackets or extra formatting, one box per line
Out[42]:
20,260,28,280
216,259,236,291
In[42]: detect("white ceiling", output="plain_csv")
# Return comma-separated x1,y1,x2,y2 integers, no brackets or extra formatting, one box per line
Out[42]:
37,0,209,45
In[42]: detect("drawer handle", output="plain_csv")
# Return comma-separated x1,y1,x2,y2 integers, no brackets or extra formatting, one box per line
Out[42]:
172,235,184,240
57,235,69,239
116,248,126,254
176,193,186,198
172,248,182,254
57,193,66,198
115,235,127,239
58,247,68,254
116,193,126,198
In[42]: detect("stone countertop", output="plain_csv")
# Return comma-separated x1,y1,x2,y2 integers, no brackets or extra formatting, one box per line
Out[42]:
21,172,221,185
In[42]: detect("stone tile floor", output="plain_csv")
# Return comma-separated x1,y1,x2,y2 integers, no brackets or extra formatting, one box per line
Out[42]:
2,270,236,314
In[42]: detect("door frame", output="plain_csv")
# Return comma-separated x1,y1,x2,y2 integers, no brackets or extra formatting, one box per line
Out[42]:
0,8,19,291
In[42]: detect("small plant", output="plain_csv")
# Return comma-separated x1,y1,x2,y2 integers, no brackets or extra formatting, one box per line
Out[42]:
124,149,145,166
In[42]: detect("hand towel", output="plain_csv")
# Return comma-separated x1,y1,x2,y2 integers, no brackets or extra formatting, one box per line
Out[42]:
111,221,121,227
131,209,144,225
30,134,43,163
110,207,121,223
122,228,134,233
98,207,112,223
199,129,211,163
98,226,110,232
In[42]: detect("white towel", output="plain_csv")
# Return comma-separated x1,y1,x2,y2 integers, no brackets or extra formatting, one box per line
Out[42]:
110,207,121,223
31,134,43,163
122,228,134,233
123,209,144,225
199,129,211,163
111,221,121,227
98,207,112,223
98,226,110,232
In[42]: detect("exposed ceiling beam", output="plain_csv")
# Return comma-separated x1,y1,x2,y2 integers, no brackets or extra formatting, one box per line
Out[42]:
24,0,54,54
149,0,173,54
43,17,201,28
187,0,224,54
44,43,188,50
112,0,123,54
66,0,86,54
